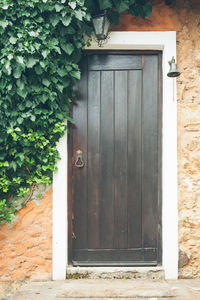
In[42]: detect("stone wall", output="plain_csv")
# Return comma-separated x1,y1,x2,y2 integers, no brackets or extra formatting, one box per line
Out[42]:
0,0,200,280
177,10,200,277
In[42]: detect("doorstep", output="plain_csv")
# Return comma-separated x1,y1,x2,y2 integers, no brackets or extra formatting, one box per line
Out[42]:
66,266,165,280
4,279,200,299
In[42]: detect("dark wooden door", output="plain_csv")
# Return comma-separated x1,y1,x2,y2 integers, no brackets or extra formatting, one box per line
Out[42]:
68,52,162,266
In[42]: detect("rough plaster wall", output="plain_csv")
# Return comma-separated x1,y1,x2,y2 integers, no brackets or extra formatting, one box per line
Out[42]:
0,188,52,281
177,9,200,279
114,0,200,278
0,0,200,281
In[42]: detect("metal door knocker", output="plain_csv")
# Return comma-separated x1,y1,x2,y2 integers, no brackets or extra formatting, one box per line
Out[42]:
75,150,85,168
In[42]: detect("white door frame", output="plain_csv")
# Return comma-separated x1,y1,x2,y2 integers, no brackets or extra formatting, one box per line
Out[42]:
52,31,178,280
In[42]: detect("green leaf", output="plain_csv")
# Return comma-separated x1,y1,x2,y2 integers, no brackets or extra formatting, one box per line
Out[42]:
26,100,32,107
29,31,39,37
4,61,11,75
55,4,63,12
10,161,17,172
77,0,84,6
66,116,74,123
8,54,13,60
17,89,28,99
42,78,51,87
7,84,12,91
65,27,76,35
42,49,49,58
50,14,60,27
9,36,17,44
36,17,44,23
143,2,152,18
35,65,43,75
48,38,59,46
53,46,61,54
40,60,48,69
2,3,9,10
99,0,112,10
74,10,84,21
16,56,24,65
66,65,72,72
61,43,74,55
30,115,36,122
114,0,129,13
27,57,38,68
16,79,24,90
71,70,81,79
15,127,21,132
0,19,9,28
57,68,68,77
56,84,64,93
17,117,23,124
69,1,76,9
40,94,49,103
62,15,72,26
41,94,49,103
13,67,22,79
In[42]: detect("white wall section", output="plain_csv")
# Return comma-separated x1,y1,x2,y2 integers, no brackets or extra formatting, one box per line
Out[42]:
52,130,68,280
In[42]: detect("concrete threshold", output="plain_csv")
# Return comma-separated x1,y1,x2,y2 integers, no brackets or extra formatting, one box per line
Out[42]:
66,266,165,280
8,279,200,299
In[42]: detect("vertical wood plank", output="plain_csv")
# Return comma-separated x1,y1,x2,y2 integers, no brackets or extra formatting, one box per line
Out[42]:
100,71,114,248
142,55,158,250
73,57,88,250
87,70,101,248
114,71,128,249
127,70,142,248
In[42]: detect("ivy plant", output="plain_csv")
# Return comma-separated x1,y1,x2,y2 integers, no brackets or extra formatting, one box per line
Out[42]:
0,0,162,224
85,0,152,25
0,0,91,224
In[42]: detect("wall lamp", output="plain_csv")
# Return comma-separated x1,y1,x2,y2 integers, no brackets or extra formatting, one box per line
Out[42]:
92,11,110,47
167,57,180,77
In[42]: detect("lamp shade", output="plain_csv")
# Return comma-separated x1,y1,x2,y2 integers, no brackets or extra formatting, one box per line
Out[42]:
92,13,110,41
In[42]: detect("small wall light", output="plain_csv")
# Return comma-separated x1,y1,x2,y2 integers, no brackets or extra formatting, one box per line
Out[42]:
167,57,180,77
92,12,110,47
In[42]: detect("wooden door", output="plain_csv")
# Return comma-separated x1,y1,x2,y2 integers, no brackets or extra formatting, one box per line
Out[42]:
68,51,162,266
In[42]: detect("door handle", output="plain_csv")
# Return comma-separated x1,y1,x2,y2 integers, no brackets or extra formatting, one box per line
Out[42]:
74,150,84,168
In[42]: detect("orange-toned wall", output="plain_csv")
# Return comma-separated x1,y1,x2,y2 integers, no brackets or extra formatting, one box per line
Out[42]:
0,0,200,280
0,188,52,281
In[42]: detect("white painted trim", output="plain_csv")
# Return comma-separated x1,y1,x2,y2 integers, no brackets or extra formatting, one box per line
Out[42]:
52,31,178,280
52,129,68,280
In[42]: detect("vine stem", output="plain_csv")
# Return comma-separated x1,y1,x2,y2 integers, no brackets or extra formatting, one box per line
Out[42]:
24,184,35,205
26,166,32,176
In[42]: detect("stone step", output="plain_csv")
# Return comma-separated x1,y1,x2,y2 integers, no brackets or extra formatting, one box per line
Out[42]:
10,279,200,300
66,266,165,280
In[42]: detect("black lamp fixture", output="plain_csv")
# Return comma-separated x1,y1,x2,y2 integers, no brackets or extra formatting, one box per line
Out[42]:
92,11,110,47
167,57,180,77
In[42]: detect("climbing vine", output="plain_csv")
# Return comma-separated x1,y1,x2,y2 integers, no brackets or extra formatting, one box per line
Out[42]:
1,0,173,224
0,0,92,223
85,0,152,25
